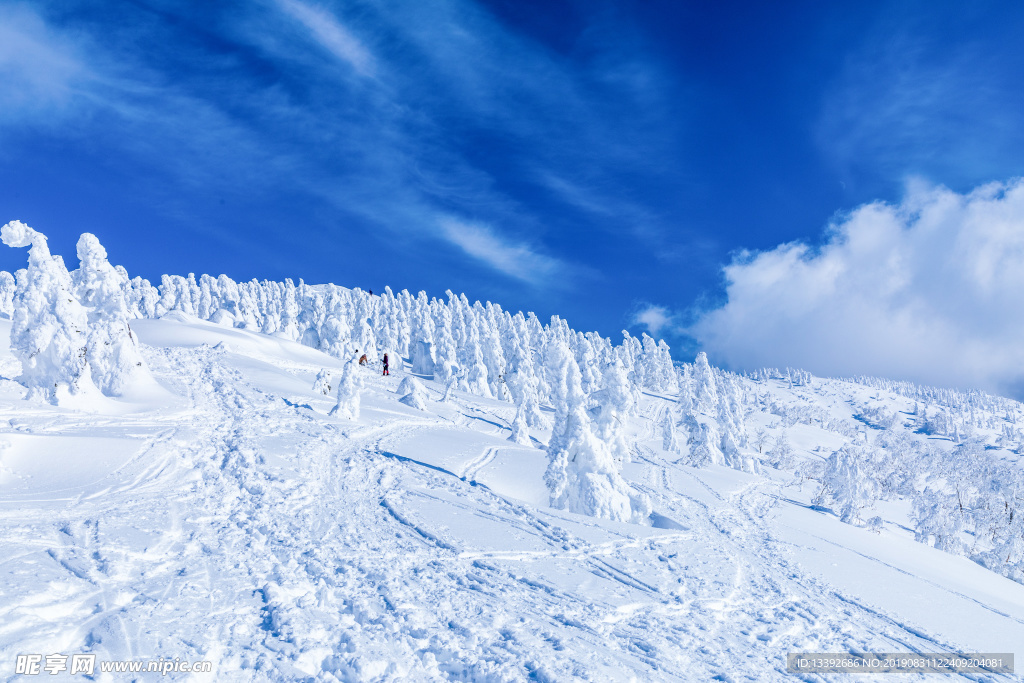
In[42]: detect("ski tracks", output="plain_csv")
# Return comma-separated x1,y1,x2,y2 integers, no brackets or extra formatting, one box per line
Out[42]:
0,344,978,681
459,446,499,484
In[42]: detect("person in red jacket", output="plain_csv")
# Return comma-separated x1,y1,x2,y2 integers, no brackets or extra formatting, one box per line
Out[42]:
382,353,390,376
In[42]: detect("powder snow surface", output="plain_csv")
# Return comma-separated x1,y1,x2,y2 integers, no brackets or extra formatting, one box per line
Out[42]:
0,317,1022,681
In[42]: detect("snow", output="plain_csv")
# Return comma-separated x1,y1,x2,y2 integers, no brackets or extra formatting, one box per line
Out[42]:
1,314,1021,681
0,224,1021,679
0,433,143,503
773,502,1024,655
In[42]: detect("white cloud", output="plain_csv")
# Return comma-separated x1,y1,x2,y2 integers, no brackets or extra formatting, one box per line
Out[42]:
692,178,1024,398
274,0,375,76
438,217,561,286
633,305,672,336
0,5,94,123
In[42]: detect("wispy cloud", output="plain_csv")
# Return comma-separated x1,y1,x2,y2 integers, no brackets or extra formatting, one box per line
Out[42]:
438,217,561,286
539,173,615,217
537,171,668,247
0,0,675,290
817,30,1024,190
0,5,94,123
273,0,375,76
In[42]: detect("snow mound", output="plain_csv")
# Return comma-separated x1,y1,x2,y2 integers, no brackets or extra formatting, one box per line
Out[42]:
398,376,429,410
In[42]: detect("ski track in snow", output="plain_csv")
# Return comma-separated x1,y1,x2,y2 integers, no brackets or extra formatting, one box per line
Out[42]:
460,447,499,484
0,337,1012,681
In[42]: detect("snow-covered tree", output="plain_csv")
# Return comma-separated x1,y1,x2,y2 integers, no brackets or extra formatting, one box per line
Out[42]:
682,413,723,468
815,445,878,525
691,351,718,413
441,375,458,403
753,428,770,454
544,343,650,524
312,368,332,395
592,359,637,465
329,361,362,419
912,486,967,554
508,400,532,445
72,233,149,396
0,270,16,319
411,340,435,377
1,221,93,402
661,408,681,453
765,431,794,470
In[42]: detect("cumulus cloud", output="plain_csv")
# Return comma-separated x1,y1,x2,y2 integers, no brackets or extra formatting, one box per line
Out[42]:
633,305,672,336
439,217,561,286
692,178,1024,398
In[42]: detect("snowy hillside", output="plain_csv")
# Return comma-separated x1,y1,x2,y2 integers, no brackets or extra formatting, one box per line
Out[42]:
1,223,1023,680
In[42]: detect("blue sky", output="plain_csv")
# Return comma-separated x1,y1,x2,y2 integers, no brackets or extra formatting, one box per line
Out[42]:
3,0,1024,389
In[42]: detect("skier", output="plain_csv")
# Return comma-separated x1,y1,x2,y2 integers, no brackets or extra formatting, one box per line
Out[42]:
382,353,390,376
358,353,368,366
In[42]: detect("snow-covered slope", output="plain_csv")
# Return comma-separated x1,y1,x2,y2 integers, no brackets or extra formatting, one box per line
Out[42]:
2,314,1022,681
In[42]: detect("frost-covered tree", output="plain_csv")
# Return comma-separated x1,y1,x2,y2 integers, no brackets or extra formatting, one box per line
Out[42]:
506,357,547,429
478,311,506,399
328,361,362,419
127,276,160,319
682,413,723,468
0,270,16,319
721,430,756,473
911,438,988,554
432,313,459,383
640,334,665,391
662,408,681,453
691,351,718,413
358,319,378,363
544,344,650,524
575,334,601,394
441,374,458,403
508,400,532,445
716,387,752,472
815,444,879,525
912,486,967,554
974,465,1024,582
765,432,794,470
312,368,332,395
411,340,435,377
408,291,435,366
592,359,636,465
753,428,770,454
1,221,93,402
870,429,918,498
463,336,491,398
675,364,695,413
72,233,148,396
